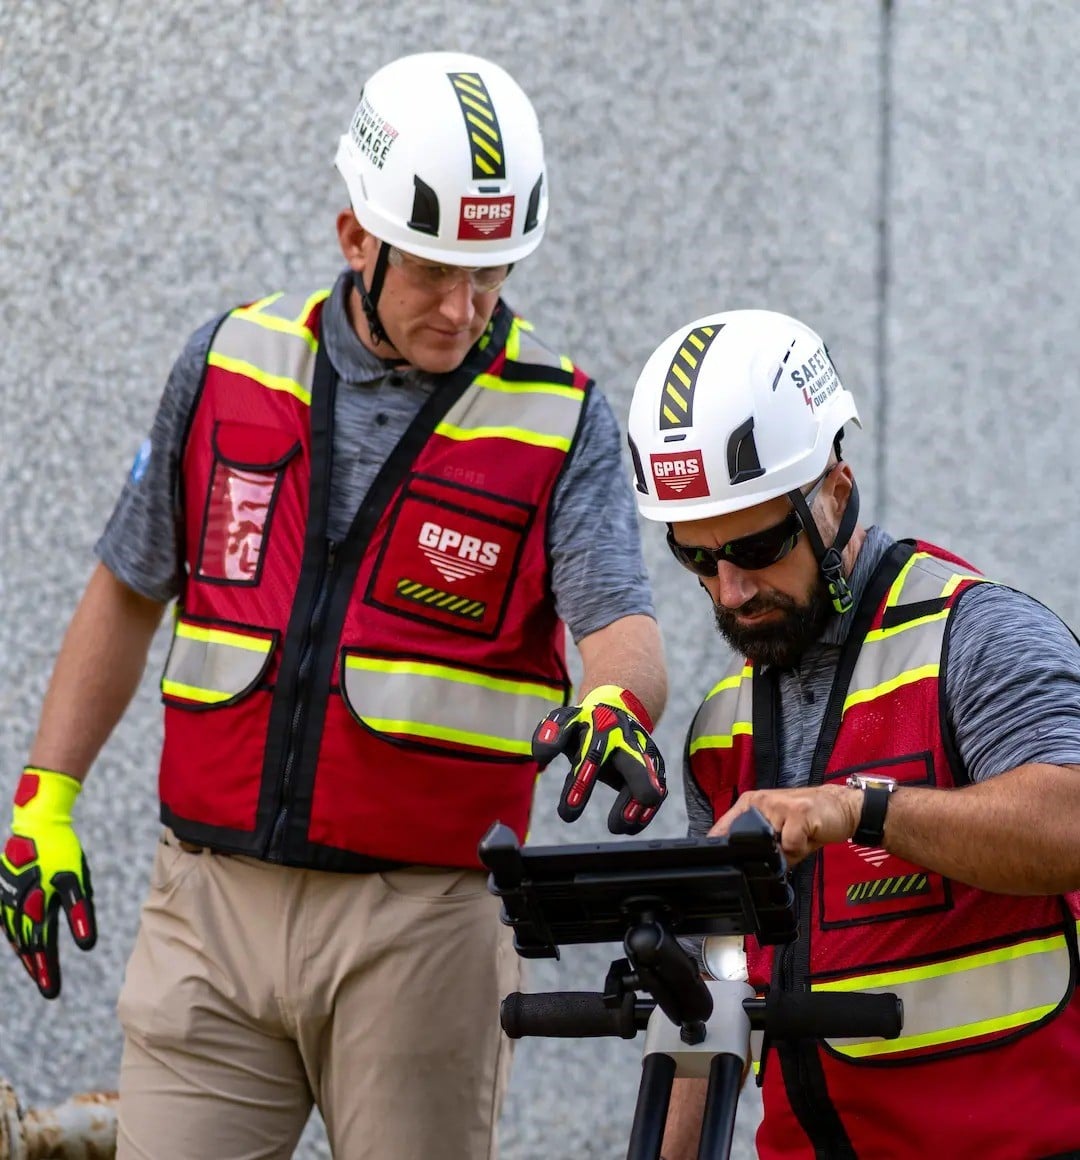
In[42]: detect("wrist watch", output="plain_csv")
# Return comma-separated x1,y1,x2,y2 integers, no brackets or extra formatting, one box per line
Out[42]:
845,773,898,847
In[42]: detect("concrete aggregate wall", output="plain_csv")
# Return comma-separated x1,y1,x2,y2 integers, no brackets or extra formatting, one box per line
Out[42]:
0,3,1074,1157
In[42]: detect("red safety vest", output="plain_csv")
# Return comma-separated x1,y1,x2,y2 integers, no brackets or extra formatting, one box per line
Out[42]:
689,541,1080,1159
158,289,589,870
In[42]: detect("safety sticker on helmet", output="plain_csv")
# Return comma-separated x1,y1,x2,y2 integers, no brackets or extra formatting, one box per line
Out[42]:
348,94,400,171
458,196,515,240
650,451,710,500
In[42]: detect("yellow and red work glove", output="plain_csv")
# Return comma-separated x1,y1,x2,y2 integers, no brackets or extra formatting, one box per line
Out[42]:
532,684,667,835
0,768,97,999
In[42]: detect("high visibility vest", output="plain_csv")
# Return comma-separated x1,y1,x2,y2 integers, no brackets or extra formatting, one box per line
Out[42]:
159,289,588,870
689,541,1080,1159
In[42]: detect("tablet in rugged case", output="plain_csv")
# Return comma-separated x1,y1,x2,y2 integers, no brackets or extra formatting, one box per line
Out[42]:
478,809,796,958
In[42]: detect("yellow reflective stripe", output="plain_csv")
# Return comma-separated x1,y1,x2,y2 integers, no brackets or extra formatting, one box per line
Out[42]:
237,292,285,313
834,1003,1058,1058
174,622,273,652
361,717,531,755
843,663,938,711
815,927,1075,1057
343,656,563,701
504,319,522,361
434,422,571,451
206,352,312,406
470,373,583,400
160,679,233,705
233,289,329,351
885,551,931,606
862,608,949,642
703,665,753,700
815,930,1068,992
941,572,987,597
689,720,752,755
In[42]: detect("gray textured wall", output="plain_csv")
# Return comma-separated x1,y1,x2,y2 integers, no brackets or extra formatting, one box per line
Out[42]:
1,2,1076,1157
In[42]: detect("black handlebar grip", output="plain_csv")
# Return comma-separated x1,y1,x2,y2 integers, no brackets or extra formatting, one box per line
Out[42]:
500,991,639,1039
760,991,903,1040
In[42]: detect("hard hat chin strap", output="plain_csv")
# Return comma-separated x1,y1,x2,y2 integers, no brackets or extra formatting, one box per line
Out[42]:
352,242,392,348
786,476,860,615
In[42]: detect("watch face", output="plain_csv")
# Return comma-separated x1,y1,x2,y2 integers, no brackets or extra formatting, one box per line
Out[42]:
847,774,899,792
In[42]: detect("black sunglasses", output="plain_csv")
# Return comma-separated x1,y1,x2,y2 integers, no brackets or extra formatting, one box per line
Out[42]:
666,511,804,576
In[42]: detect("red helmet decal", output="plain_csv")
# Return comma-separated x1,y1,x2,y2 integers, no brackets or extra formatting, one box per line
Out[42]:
650,451,710,500
458,196,515,240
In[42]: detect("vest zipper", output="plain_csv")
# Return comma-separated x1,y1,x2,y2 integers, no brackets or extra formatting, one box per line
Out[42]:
267,538,338,861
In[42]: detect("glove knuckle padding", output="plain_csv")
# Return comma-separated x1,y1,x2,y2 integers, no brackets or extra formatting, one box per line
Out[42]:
2,769,95,997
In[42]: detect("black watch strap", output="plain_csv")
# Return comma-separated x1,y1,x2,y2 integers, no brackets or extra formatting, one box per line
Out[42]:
853,785,892,847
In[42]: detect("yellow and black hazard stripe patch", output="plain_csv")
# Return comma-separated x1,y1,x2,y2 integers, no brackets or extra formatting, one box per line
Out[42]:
660,324,723,431
448,72,506,181
846,873,931,905
396,578,486,621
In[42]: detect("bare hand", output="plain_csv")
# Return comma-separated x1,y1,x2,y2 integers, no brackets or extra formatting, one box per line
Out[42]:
708,785,862,864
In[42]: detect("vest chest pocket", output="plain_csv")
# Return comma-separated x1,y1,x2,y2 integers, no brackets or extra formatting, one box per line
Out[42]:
365,473,535,639
196,421,301,586
819,753,952,930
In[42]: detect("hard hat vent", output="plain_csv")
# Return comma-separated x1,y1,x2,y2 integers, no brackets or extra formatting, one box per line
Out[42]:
408,176,440,236
726,417,766,485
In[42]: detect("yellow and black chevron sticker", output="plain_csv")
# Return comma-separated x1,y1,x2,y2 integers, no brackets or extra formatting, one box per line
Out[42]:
397,578,486,621
846,873,931,905
448,72,506,181
660,324,723,431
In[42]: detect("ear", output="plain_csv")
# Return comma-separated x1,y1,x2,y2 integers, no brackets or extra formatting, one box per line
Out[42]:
823,461,855,523
337,209,373,272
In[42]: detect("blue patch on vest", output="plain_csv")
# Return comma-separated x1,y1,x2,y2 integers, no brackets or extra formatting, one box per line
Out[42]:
130,437,152,483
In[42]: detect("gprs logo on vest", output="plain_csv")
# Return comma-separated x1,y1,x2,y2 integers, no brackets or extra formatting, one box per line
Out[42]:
650,451,710,500
418,521,502,582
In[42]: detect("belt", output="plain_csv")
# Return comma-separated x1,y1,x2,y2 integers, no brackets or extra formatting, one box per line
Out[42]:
163,828,231,857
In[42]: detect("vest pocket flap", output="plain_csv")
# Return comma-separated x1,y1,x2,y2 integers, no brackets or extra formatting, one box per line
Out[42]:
339,649,564,760
162,616,278,709
212,421,301,471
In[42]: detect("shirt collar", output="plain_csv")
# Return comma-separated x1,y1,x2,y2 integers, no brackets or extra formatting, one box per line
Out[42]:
320,269,409,387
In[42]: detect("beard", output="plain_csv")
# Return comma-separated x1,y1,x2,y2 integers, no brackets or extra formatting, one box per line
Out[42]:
713,572,833,668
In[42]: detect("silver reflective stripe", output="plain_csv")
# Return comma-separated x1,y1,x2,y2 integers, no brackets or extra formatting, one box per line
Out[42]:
888,550,983,606
508,320,573,372
689,663,753,754
342,655,564,755
845,614,946,710
844,555,986,712
162,622,274,705
817,926,1076,1057
437,377,583,451
207,289,329,407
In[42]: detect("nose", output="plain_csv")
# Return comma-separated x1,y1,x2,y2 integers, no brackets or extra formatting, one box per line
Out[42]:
437,277,476,327
704,560,758,610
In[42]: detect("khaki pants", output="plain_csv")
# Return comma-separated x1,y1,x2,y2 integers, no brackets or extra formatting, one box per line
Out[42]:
116,832,520,1160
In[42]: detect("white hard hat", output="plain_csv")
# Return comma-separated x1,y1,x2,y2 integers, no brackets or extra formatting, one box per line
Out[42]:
627,309,861,523
335,51,547,266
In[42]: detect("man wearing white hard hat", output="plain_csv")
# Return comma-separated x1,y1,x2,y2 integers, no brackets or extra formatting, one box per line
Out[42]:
625,310,1080,1159
0,52,668,1158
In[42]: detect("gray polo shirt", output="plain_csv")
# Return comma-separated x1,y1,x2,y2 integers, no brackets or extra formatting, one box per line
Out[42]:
97,271,655,643
685,524,1080,838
